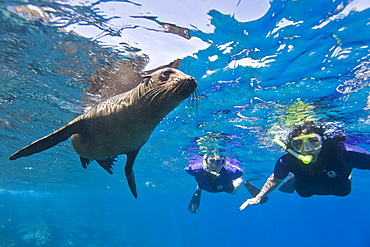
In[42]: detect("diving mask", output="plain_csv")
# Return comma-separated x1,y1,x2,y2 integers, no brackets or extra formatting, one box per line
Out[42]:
290,134,322,153
273,136,313,164
206,157,225,167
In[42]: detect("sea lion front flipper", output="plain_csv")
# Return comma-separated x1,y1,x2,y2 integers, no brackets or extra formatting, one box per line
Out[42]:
80,156,91,169
124,149,140,199
9,121,82,160
96,156,117,174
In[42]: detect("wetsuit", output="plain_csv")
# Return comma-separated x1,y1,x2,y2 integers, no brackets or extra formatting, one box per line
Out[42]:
185,158,243,193
275,138,370,197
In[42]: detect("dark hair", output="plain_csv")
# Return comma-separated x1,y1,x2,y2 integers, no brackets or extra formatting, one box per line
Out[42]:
287,122,325,139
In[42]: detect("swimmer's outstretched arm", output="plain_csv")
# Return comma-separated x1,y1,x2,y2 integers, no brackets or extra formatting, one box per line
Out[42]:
239,173,283,211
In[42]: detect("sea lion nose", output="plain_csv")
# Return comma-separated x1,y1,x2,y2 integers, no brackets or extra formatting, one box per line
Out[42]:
187,77,197,89
187,76,196,83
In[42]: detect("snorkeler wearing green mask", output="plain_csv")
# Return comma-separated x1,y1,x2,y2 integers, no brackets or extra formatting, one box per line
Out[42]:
240,122,370,211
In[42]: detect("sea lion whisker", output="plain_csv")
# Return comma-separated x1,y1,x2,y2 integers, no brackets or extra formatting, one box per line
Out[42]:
158,88,171,102
141,89,158,101
152,84,173,102
187,89,199,114
142,85,162,96
146,89,167,105
150,88,167,103
194,88,201,112
193,90,200,111
141,87,165,102
177,90,199,118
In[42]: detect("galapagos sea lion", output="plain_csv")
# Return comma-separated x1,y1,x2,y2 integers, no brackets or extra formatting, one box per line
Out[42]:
9,68,197,198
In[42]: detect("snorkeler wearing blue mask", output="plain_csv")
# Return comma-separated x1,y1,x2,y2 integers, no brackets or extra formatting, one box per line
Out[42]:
240,122,370,211
186,152,267,214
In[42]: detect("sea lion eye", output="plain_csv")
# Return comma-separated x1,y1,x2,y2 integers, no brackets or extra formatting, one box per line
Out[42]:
162,70,173,77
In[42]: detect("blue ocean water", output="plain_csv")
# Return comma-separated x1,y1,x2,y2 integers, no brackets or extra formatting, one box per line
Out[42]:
1,0,370,246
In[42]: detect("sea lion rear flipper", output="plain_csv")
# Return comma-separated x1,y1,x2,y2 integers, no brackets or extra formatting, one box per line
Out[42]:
124,150,140,199
9,121,82,160
96,156,117,174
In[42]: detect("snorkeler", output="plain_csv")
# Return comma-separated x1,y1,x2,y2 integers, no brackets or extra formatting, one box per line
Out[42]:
240,121,370,211
186,152,267,214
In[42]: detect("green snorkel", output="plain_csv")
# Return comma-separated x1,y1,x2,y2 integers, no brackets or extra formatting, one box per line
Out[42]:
273,136,313,164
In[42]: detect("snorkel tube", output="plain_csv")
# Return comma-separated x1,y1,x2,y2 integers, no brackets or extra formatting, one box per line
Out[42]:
273,136,313,164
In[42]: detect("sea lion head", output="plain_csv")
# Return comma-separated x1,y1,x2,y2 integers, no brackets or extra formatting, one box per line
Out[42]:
140,68,197,105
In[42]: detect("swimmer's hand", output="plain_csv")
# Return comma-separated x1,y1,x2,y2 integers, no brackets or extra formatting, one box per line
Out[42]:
239,196,262,210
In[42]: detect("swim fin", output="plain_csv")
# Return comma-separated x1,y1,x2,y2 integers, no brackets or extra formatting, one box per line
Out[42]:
244,181,268,204
188,186,202,214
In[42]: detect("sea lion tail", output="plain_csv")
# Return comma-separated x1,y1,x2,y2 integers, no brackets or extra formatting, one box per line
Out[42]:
125,150,140,199
9,122,81,160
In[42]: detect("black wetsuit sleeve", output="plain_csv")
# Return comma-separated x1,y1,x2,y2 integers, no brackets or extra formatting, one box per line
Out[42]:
345,144,370,169
273,156,290,179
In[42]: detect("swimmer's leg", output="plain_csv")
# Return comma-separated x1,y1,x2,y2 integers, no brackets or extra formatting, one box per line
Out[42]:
188,185,202,214
278,174,296,193
244,180,269,204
